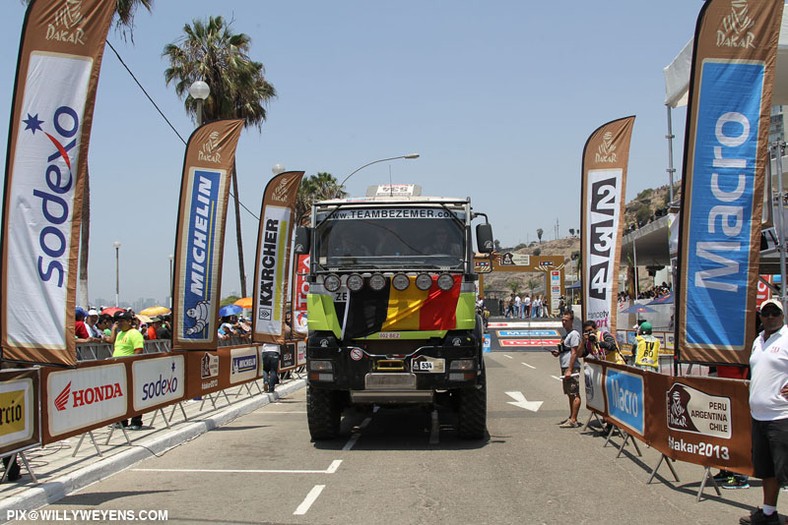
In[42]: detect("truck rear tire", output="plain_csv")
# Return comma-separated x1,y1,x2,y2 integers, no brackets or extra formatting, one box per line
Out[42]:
457,383,487,439
307,386,341,440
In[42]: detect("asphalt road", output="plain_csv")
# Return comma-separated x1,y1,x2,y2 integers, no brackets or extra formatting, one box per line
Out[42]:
8,348,769,525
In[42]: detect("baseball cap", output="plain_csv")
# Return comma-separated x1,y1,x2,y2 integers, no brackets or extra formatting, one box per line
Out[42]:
639,321,653,334
761,298,784,313
87,309,99,317
114,310,134,321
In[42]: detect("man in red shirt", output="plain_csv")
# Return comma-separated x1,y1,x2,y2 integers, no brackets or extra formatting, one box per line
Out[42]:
75,308,91,342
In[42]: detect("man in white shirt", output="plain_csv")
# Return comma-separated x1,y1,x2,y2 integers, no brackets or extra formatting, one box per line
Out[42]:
741,298,788,525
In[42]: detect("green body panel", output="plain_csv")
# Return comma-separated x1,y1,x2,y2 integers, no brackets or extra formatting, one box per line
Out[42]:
307,293,342,337
455,291,477,330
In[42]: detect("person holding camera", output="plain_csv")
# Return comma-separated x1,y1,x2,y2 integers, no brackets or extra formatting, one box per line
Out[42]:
552,310,581,428
582,320,625,364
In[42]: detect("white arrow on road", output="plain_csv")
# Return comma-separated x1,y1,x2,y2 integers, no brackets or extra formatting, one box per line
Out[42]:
505,391,543,412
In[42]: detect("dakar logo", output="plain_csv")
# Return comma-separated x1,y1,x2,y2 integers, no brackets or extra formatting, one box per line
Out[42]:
198,131,222,163
666,384,700,432
594,131,618,163
46,0,86,45
270,176,292,203
716,0,756,49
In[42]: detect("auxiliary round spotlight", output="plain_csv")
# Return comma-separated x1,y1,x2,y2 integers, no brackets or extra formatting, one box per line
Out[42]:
346,273,364,292
323,274,341,293
368,273,387,291
415,273,433,291
392,273,410,291
437,273,455,291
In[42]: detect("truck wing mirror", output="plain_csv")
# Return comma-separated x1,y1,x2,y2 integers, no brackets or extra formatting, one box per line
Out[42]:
476,223,494,253
294,226,311,254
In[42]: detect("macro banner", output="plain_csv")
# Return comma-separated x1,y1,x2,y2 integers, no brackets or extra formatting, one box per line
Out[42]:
172,119,244,351
581,116,635,335
0,369,40,457
252,171,304,344
677,0,783,364
1,0,115,366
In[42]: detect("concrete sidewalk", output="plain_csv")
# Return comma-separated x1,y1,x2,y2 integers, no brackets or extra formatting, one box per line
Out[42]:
0,377,306,516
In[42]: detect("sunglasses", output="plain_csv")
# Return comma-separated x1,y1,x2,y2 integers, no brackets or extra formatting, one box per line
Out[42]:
760,310,783,318
583,329,594,334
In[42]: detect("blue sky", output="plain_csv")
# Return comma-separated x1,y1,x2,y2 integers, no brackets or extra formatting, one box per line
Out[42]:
0,1,704,306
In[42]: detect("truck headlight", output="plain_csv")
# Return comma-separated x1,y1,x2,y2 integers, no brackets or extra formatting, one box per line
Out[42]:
437,273,454,291
392,273,410,291
346,273,364,292
450,359,476,371
323,274,341,292
310,360,334,372
368,273,387,291
415,273,433,291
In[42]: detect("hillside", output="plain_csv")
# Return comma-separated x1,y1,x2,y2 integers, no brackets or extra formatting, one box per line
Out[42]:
482,183,678,299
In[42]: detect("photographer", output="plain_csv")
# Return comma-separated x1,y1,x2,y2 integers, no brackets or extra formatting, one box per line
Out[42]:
582,320,624,364
551,310,581,428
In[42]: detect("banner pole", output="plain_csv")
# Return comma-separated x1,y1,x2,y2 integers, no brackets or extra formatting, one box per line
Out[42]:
774,141,788,314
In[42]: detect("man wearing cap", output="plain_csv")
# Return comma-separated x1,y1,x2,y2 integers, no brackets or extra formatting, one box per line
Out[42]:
741,298,788,525
85,309,104,341
112,311,144,430
74,308,91,343
631,321,660,370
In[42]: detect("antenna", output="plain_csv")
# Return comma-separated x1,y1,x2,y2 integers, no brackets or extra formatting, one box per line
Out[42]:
389,165,393,196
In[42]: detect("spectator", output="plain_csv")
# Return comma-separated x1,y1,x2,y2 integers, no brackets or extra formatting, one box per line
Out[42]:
85,309,103,341
156,315,172,339
631,322,660,370
552,310,581,428
146,317,160,340
740,298,788,524
74,308,91,343
112,311,144,430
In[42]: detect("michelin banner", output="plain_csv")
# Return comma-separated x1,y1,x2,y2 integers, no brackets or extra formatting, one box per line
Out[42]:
677,0,783,364
1,0,115,366
252,171,304,344
581,116,635,335
172,119,244,351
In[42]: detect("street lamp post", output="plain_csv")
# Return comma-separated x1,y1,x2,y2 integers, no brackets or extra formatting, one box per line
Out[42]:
113,241,121,307
339,153,420,188
272,164,286,176
168,254,174,309
188,80,210,127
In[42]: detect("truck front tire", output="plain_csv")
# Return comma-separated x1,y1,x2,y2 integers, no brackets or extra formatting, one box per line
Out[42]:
307,386,341,440
457,382,487,439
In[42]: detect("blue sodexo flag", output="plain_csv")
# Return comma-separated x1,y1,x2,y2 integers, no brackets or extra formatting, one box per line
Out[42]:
676,0,784,365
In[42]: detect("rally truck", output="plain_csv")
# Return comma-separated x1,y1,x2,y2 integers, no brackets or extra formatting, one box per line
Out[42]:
294,184,494,440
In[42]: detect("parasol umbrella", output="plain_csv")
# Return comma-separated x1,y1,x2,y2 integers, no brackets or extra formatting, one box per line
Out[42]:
219,304,243,318
647,292,673,305
100,306,125,318
139,305,171,316
234,297,253,309
136,314,152,324
619,304,657,315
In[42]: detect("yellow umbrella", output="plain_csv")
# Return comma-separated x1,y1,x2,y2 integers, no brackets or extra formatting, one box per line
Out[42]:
234,297,253,309
139,305,171,316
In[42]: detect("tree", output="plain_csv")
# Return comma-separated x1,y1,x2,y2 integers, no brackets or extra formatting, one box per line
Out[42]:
536,228,543,244
21,0,155,307
568,228,575,237
296,172,347,225
164,16,276,298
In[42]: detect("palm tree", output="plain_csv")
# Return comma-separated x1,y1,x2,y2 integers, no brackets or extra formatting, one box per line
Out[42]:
295,173,347,225
21,0,155,307
536,228,544,244
163,16,276,298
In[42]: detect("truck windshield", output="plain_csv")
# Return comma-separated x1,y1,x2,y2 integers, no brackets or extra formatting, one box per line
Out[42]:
315,212,465,270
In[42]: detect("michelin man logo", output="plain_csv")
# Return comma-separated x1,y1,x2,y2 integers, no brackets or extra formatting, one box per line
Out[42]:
186,300,211,335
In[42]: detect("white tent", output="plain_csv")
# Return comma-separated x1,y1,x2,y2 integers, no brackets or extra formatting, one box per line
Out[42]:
664,10,788,108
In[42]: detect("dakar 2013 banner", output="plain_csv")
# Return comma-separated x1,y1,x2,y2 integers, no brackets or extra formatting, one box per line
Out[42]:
677,0,783,365
172,119,244,351
0,369,40,456
252,171,304,344
581,116,635,335
0,0,115,367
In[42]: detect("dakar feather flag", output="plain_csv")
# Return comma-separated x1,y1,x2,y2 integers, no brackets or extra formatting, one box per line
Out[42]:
171,119,244,351
676,0,783,365
581,116,635,337
252,170,304,344
0,0,115,367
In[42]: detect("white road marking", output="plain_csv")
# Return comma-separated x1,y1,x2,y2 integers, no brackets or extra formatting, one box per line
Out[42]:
343,435,360,451
343,415,374,451
503,354,513,359
521,362,536,369
504,391,543,412
134,459,342,475
551,375,563,382
294,485,325,515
